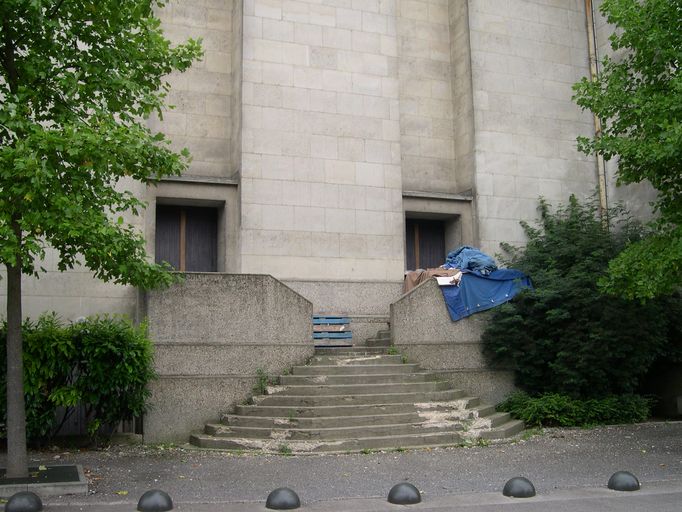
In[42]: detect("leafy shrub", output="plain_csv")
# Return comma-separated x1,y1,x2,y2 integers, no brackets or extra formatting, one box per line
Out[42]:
68,316,156,436
0,314,74,442
0,314,156,444
498,392,652,427
482,196,681,399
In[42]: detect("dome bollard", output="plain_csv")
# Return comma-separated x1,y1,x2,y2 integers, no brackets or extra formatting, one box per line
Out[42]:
608,471,640,491
387,482,421,505
502,477,536,498
5,491,43,512
266,487,301,510
137,489,174,511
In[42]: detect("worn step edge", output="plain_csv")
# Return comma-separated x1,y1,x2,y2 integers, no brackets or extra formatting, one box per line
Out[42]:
256,389,466,406
189,431,463,453
233,396,481,418
292,364,419,375
221,411,423,428
313,349,389,356
270,381,451,396
205,421,462,440
235,402,421,417
310,356,403,365
479,419,525,440
280,373,437,385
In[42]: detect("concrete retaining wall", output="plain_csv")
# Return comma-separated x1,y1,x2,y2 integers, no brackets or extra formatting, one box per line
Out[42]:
142,273,313,442
390,278,515,405
283,279,403,343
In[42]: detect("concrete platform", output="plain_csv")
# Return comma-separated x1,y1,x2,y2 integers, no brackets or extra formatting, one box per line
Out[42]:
0,464,87,498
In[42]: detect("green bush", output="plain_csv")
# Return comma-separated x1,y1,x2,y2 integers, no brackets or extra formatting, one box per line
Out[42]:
482,196,681,399
0,314,156,443
498,392,652,427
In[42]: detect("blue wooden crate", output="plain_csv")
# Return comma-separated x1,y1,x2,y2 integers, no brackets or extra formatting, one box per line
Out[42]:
313,316,350,325
313,331,353,339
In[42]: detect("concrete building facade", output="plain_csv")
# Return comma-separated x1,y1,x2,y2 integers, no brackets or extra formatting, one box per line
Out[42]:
1,0,653,324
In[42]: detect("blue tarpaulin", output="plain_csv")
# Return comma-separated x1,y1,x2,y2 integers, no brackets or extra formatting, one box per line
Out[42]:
443,246,498,275
440,269,532,321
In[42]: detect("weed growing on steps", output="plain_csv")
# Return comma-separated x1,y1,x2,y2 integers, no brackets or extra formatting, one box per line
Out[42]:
401,355,408,364
253,368,269,395
387,346,399,355
279,444,293,456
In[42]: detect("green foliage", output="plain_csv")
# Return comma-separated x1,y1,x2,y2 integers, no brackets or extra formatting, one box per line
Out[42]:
483,196,681,398
498,392,652,428
253,368,269,395
572,0,682,299
0,0,202,286
68,316,156,430
278,444,292,456
0,314,73,441
0,314,157,444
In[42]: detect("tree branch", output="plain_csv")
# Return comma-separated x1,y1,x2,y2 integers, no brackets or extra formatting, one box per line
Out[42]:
48,0,67,19
2,20,18,94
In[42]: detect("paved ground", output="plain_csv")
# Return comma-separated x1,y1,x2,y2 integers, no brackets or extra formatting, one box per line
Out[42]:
2,421,681,510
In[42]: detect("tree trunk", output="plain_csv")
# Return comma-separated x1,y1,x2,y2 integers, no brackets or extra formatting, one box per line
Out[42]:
5,226,28,478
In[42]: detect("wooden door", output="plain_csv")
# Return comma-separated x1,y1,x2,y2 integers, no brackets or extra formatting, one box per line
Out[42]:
155,205,218,272
405,219,445,270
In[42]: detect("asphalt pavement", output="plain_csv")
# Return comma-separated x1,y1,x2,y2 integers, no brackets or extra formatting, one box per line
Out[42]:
2,421,681,511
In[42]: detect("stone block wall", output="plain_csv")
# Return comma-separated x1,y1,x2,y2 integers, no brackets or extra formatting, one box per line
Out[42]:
284,279,404,341
467,0,598,254
397,0,458,194
239,0,405,281
142,273,313,442
151,0,235,178
390,278,515,404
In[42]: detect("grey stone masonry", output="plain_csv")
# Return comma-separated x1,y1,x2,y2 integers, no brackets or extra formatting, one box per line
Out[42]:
391,278,515,405
142,273,314,443
190,345,523,453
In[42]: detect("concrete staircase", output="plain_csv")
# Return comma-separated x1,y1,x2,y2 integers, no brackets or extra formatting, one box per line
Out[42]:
190,330,524,454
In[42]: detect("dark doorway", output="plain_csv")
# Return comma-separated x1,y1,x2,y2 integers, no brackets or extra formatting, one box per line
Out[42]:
155,205,218,272
405,219,445,270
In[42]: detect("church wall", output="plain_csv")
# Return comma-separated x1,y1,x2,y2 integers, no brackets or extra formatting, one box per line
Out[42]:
238,0,405,281
150,0,235,179
467,0,598,255
397,0,458,195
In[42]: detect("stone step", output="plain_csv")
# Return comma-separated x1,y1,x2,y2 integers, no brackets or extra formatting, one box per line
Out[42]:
205,421,461,441
292,363,418,375
234,402,422,418
221,412,423,429
485,411,513,428
376,330,391,339
310,354,402,365
479,419,525,440
268,381,451,396
280,372,436,386
255,389,466,407
190,430,463,453
314,347,388,356
365,338,392,347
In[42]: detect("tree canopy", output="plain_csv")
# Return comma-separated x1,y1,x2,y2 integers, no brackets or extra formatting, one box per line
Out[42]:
0,0,202,476
573,0,682,300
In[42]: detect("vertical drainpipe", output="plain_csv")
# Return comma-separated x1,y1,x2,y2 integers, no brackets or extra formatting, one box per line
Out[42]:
584,0,609,225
